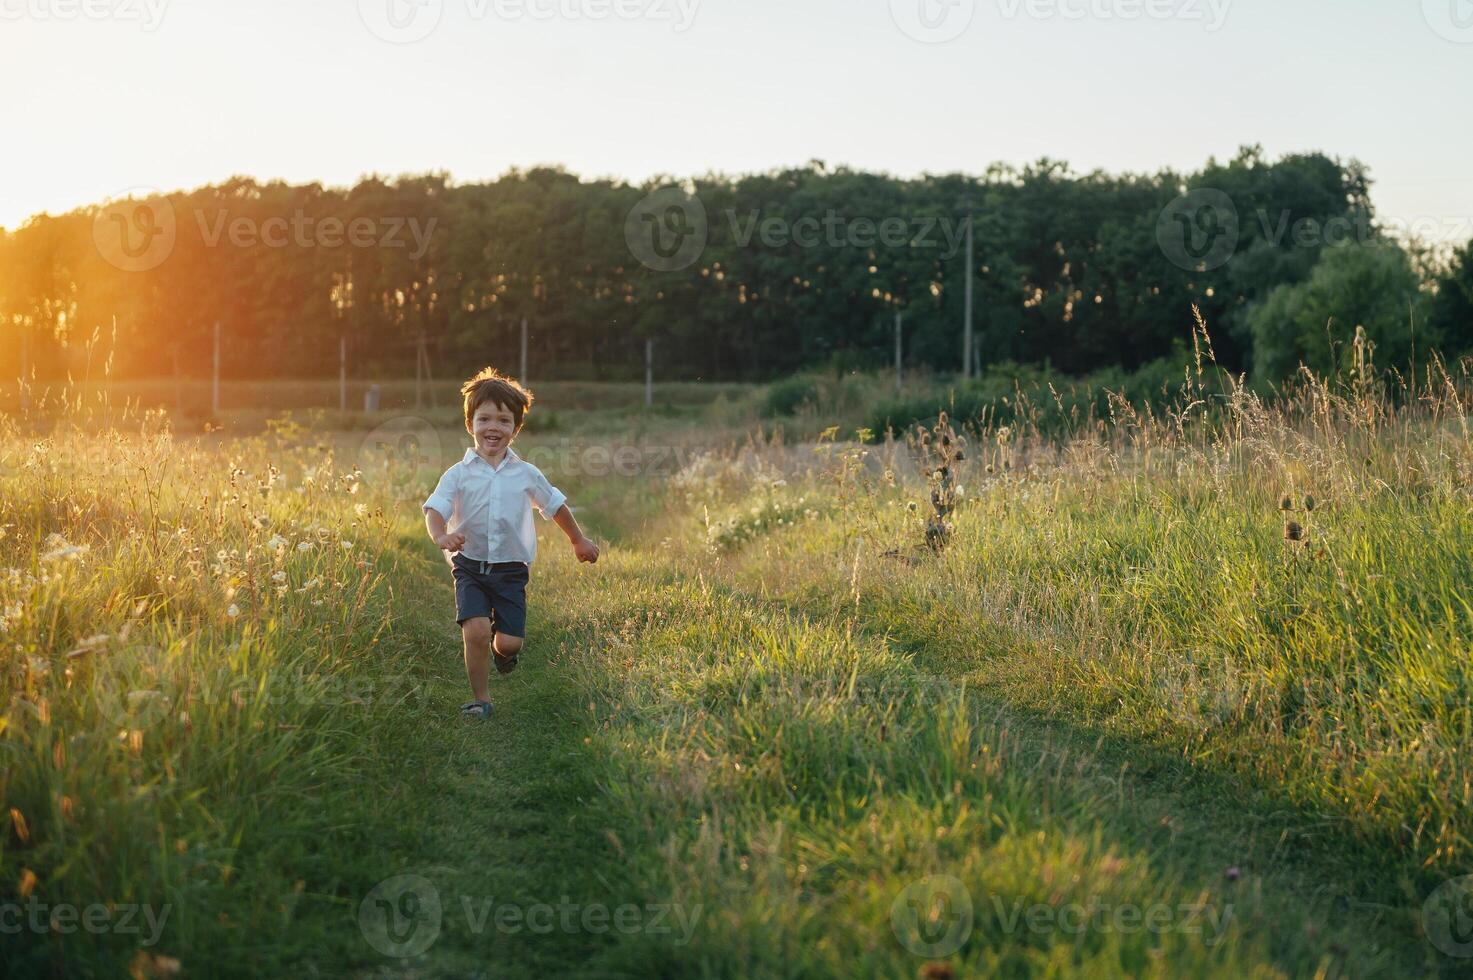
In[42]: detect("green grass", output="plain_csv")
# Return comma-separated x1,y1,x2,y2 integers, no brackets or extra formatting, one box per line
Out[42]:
4,364,1473,976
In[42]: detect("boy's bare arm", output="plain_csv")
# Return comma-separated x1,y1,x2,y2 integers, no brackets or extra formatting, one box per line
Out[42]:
425,509,464,551
552,504,599,563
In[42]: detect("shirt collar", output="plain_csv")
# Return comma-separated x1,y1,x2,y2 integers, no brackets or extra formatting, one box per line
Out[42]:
461,446,520,471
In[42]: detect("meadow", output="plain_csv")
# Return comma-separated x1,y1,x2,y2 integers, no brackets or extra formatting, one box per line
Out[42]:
3,346,1473,978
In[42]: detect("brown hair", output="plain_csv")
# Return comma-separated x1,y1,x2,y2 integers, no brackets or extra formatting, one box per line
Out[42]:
461,367,534,431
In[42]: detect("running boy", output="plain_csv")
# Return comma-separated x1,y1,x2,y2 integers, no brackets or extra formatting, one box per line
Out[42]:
423,367,599,718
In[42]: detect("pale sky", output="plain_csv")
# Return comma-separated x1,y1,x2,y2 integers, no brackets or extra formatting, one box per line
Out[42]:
2,0,1470,241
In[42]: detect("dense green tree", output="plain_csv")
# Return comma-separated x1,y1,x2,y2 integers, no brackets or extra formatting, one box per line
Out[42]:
1248,242,1425,382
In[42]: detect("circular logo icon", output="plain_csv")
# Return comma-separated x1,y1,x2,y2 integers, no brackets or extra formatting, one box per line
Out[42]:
1423,0,1473,43
92,189,176,273
94,665,175,732
359,874,442,958
890,0,975,44
358,417,442,503
625,187,708,272
359,0,443,43
890,874,973,958
1156,188,1239,272
1425,874,1473,958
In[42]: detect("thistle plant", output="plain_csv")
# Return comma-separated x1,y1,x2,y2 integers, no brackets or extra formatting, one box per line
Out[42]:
908,412,967,552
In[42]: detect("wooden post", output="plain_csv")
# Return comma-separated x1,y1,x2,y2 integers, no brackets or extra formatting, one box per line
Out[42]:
645,337,653,408
18,326,29,413
895,312,903,394
520,317,528,383
963,209,974,380
172,345,182,417
414,334,424,410
339,334,347,413
212,321,221,416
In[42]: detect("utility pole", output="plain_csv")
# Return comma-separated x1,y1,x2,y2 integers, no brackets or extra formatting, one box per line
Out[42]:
520,317,528,383
212,321,221,416
645,337,654,408
895,312,903,394
962,201,975,381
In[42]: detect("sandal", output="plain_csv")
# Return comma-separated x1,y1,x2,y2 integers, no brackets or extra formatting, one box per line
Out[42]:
460,700,493,718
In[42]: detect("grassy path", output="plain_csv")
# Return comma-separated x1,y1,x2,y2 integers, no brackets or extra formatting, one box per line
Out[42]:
290,544,654,978
245,497,1448,977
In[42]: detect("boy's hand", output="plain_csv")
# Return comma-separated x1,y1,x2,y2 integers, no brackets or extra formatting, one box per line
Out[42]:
435,531,465,552
572,535,600,564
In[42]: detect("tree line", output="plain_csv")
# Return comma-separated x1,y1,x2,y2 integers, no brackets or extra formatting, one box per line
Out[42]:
2,145,1470,387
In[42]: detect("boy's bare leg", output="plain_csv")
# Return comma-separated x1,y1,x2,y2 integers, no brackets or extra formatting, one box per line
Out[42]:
462,618,493,702
492,633,523,674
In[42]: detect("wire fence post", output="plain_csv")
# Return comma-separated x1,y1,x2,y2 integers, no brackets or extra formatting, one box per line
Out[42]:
212,321,221,416
645,337,653,408
339,334,347,413
520,317,528,384
895,312,903,394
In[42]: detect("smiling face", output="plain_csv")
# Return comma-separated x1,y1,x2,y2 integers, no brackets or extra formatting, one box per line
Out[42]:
467,399,519,461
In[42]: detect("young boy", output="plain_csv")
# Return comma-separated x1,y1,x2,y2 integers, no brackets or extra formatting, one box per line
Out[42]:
423,367,599,718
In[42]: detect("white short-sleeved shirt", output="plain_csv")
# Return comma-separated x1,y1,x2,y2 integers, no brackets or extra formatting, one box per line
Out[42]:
422,447,568,564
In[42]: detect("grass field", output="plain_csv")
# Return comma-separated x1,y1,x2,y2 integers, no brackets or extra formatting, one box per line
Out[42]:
4,358,1473,977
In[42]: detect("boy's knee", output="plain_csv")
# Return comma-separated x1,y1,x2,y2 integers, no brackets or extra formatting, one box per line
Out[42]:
462,618,493,647
493,634,522,674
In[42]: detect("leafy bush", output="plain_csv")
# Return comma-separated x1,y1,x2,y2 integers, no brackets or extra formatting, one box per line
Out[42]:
761,376,821,417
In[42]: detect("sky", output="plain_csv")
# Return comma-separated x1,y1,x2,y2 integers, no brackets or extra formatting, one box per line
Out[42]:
2,0,1470,241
